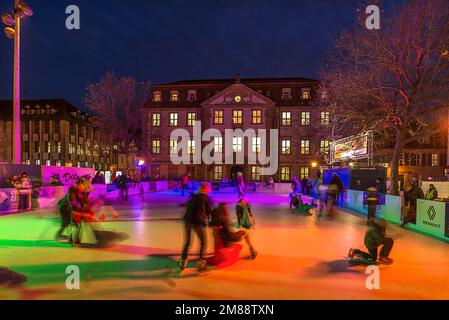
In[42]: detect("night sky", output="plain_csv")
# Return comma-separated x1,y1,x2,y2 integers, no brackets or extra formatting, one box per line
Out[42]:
0,0,404,110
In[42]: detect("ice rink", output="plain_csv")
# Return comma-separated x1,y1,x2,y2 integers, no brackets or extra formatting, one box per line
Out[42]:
0,191,448,300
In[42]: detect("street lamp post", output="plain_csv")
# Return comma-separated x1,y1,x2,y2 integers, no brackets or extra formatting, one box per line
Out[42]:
2,1,33,164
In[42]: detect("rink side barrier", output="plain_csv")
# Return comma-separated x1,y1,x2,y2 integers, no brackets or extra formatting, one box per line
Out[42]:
343,189,449,242
0,181,169,213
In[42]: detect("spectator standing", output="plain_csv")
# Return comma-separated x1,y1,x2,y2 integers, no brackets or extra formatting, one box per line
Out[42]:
425,184,438,201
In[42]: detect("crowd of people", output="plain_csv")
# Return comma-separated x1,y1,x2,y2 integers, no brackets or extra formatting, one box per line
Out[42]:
3,172,33,209
6,165,444,273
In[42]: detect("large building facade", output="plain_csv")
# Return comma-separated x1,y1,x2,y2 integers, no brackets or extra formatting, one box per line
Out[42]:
143,77,331,182
0,99,121,171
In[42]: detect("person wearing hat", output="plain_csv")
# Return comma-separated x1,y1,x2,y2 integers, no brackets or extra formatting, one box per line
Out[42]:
178,183,212,272
425,184,438,201
365,187,379,226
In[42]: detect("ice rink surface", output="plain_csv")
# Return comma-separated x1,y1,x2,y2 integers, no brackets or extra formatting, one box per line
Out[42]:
0,191,448,300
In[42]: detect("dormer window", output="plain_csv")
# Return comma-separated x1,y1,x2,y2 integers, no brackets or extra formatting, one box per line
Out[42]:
321,91,328,100
153,91,162,102
187,90,197,102
282,88,292,100
301,88,311,100
170,91,179,102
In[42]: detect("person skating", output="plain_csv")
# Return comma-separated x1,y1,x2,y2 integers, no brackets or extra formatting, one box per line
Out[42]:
236,174,245,198
376,178,386,194
365,187,379,226
348,219,394,264
180,173,190,196
236,199,257,259
290,192,300,209
210,203,246,247
178,183,212,272
55,178,89,242
291,177,300,194
300,177,309,195
329,173,344,203
401,181,424,228
117,173,129,202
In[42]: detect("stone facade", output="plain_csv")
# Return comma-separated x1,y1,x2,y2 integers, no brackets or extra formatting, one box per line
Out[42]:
143,77,329,182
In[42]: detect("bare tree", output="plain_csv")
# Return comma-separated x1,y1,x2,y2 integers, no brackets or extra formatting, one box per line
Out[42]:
85,71,152,158
319,0,449,194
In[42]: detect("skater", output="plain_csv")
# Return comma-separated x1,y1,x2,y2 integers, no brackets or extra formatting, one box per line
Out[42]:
376,178,386,194
348,219,394,264
365,187,379,226
211,203,245,247
425,184,438,201
139,183,145,201
55,178,89,242
291,177,300,194
178,183,212,272
290,192,300,209
329,173,344,203
236,199,258,259
117,172,129,202
300,177,309,195
236,173,245,198
401,181,424,228
180,173,190,196
295,195,314,215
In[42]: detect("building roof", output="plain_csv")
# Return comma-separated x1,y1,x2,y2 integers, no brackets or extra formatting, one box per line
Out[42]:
0,99,96,126
0,99,93,117
156,76,319,87
146,76,320,109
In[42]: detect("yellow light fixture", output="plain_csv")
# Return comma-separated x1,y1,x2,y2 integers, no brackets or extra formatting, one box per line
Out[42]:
311,161,318,168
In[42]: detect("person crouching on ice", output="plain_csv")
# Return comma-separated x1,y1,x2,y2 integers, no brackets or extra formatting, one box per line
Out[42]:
178,183,212,272
211,203,246,246
365,187,379,226
236,199,258,259
290,192,300,209
348,219,394,264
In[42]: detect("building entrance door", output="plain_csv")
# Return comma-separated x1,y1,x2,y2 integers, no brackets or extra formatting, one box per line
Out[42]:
230,165,244,182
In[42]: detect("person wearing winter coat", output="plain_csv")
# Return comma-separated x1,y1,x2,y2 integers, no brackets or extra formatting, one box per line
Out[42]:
210,203,245,247
348,219,394,263
236,199,258,259
425,184,438,201
178,183,212,272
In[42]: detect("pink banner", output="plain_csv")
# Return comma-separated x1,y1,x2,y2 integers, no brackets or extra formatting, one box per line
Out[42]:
42,166,95,186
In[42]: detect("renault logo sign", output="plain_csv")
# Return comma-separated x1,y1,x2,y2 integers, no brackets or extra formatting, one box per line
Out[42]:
427,206,437,221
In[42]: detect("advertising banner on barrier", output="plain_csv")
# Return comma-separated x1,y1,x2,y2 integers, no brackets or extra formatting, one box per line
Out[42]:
0,188,19,213
42,166,95,186
379,195,402,224
416,199,448,238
